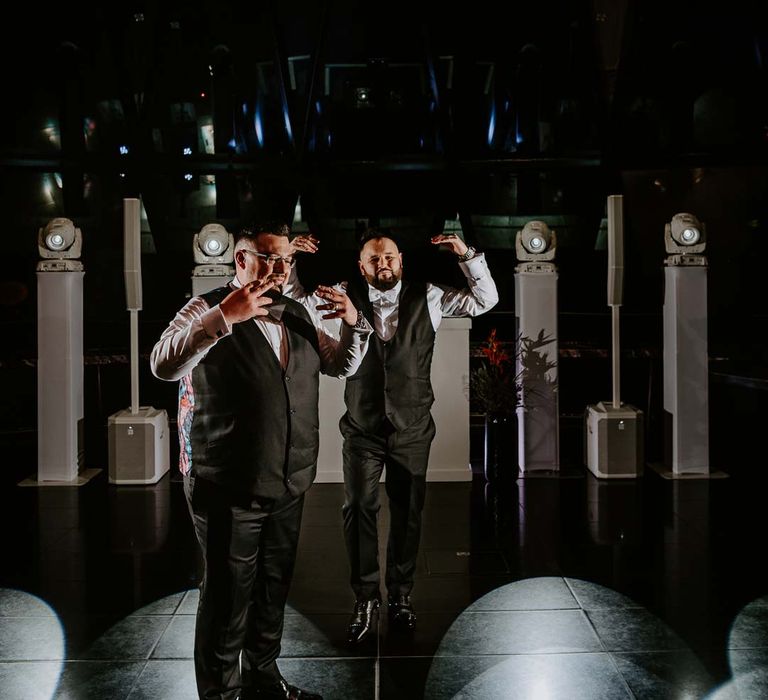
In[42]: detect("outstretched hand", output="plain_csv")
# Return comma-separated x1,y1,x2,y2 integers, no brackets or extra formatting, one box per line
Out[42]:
431,233,468,257
289,234,319,255
219,274,285,325
315,284,358,326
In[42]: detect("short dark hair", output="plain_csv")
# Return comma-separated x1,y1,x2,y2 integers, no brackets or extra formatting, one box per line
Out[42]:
358,226,400,251
236,221,291,245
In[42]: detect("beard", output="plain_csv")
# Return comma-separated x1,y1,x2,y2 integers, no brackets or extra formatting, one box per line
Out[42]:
369,269,401,291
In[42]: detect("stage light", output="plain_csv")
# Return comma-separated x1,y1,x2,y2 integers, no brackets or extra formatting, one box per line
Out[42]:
355,87,373,109
38,217,82,260
515,220,556,261
665,212,706,255
193,223,234,264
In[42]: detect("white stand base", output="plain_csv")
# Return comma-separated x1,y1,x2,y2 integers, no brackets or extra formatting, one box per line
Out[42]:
37,270,85,483
515,268,560,473
648,463,728,480
663,265,710,475
192,272,233,297
18,468,101,488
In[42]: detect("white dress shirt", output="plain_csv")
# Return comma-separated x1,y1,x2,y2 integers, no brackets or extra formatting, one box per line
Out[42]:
284,252,499,342
151,278,372,381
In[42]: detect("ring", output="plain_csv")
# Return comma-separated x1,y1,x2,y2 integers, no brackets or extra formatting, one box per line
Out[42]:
335,303,341,311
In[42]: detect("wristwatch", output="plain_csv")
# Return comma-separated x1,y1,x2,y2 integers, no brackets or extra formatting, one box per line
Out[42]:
457,246,477,262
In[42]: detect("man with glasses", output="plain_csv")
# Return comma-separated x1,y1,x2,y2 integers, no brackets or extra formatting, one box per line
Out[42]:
285,227,498,644
151,223,372,700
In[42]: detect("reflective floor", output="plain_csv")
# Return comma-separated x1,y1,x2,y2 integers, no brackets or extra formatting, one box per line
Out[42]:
1,462,768,699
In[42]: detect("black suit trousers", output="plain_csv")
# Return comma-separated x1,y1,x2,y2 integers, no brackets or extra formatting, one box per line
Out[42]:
340,412,435,601
184,474,304,700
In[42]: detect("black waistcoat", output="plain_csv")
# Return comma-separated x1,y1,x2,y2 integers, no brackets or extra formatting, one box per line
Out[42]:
187,286,321,498
345,280,436,432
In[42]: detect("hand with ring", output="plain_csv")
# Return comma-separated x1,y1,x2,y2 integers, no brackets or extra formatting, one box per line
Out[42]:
219,273,283,325
315,285,358,326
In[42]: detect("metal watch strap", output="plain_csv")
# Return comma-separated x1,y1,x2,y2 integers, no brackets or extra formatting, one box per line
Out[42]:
457,246,476,262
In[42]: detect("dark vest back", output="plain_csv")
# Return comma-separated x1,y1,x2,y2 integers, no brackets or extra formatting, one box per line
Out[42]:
345,280,436,432
186,286,321,498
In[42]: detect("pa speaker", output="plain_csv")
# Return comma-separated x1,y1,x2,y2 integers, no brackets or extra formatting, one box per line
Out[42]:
108,408,170,484
606,194,624,306
123,198,142,311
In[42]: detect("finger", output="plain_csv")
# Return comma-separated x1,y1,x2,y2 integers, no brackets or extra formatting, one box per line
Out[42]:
260,271,285,286
294,235,319,250
316,286,343,300
249,280,273,293
249,279,276,295
322,285,348,300
317,300,346,311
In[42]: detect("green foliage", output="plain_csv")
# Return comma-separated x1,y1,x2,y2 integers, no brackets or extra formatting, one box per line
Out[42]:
471,328,557,418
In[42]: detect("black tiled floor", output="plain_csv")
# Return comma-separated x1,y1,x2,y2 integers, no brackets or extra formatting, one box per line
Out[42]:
2,466,768,698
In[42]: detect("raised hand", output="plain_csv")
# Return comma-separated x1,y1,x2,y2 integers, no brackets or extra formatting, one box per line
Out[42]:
289,234,319,255
315,285,358,326
219,274,285,325
430,233,468,257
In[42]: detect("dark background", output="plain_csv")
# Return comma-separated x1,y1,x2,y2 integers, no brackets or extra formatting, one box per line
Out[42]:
1,0,766,478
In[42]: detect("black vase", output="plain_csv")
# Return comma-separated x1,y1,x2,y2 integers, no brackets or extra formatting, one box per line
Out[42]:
483,414,516,482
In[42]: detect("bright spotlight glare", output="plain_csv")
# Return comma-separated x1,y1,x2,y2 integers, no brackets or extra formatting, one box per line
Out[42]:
681,228,700,244
529,236,544,250
205,239,221,254
47,233,65,250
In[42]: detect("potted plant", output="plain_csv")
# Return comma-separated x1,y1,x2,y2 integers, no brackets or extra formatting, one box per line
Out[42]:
471,329,522,482
472,329,557,482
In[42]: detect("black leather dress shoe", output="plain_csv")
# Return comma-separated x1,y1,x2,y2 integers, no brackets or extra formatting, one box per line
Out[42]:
241,678,322,699
388,594,416,630
346,598,380,643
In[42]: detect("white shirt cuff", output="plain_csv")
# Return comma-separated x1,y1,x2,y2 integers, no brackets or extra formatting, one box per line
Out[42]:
201,305,231,340
460,252,489,281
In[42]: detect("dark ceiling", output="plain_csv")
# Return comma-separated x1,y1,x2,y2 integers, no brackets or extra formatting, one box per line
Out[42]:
0,0,766,329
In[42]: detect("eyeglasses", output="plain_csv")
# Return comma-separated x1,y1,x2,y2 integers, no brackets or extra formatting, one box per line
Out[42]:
242,250,295,267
